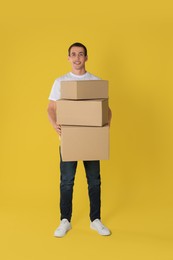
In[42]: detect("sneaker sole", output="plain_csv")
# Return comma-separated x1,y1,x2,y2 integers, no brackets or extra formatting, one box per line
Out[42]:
54,226,72,238
90,224,111,236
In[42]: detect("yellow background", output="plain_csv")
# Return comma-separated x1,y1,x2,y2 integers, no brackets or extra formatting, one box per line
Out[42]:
0,0,173,259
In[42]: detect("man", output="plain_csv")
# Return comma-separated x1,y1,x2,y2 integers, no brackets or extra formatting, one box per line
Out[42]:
47,42,112,237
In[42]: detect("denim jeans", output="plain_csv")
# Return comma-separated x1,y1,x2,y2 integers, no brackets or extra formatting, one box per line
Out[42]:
59,151,101,222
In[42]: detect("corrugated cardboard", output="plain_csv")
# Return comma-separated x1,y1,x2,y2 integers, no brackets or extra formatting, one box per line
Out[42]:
60,80,108,100
60,125,109,161
56,99,108,126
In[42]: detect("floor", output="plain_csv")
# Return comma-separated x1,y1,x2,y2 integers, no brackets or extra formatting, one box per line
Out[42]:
1,200,172,260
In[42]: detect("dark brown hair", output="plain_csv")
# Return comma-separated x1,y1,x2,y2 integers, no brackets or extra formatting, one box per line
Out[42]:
68,42,87,56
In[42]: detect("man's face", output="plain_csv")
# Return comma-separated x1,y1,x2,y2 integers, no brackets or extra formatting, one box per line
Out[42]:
68,46,88,71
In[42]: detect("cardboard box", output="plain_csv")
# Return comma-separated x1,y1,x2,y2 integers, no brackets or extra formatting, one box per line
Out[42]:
60,125,109,161
56,99,108,126
60,80,108,100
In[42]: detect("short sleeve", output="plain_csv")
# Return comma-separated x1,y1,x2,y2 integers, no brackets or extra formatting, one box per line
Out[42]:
48,79,61,101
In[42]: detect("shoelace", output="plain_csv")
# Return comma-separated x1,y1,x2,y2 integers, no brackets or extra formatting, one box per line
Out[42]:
58,220,68,231
94,220,105,230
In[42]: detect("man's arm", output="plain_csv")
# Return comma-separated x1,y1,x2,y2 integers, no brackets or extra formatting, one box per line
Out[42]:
47,100,61,135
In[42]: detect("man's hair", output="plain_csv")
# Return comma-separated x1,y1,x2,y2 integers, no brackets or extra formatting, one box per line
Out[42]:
68,42,87,56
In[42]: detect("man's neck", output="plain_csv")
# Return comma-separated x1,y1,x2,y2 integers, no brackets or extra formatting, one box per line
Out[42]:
71,68,87,76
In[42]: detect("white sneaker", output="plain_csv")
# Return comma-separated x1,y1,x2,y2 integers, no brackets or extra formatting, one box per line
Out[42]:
90,219,111,236
54,219,71,237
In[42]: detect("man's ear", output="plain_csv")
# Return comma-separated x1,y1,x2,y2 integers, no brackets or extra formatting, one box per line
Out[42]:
85,55,88,62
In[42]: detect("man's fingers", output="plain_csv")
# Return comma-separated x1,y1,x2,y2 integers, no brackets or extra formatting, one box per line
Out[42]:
55,124,61,135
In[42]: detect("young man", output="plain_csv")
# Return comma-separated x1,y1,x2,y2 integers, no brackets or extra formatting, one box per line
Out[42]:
47,42,112,237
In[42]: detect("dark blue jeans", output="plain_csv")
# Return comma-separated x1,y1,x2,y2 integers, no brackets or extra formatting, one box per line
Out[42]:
60,152,101,222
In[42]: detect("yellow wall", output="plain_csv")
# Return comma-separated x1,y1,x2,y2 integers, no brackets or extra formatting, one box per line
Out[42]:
0,0,173,259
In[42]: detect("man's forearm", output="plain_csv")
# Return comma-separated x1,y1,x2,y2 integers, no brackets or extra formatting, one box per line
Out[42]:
47,107,57,128
47,103,61,135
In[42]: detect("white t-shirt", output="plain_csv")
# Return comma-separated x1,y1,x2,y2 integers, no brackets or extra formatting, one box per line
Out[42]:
48,72,101,101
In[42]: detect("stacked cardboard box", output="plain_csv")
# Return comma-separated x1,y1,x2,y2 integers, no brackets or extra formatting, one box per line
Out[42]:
56,80,109,161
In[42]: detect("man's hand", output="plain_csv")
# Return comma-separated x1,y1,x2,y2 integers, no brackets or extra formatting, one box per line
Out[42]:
54,123,61,136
